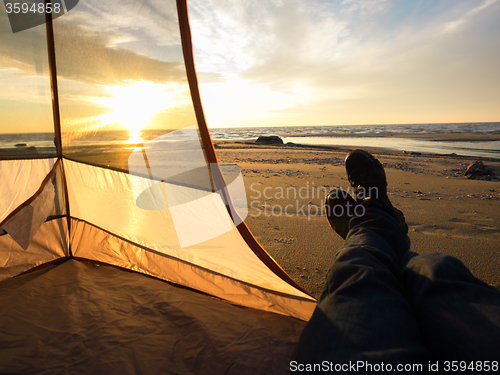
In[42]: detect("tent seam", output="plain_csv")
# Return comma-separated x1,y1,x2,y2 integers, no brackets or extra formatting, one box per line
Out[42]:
70,217,315,303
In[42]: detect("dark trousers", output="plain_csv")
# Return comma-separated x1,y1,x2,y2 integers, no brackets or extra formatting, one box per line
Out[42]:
294,208,500,372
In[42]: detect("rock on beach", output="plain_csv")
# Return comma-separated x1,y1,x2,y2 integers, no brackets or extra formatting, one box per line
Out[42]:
464,161,493,180
255,136,284,145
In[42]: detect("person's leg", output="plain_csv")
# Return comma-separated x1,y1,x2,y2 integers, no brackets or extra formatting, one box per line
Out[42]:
295,150,430,370
403,252,500,362
295,207,431,368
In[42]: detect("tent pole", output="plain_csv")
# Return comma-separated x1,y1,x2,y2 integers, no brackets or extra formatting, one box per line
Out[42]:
45,1,73,258
44,1,62,158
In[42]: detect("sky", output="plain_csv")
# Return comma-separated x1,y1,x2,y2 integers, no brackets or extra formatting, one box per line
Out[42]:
189,0,500,128
0,0,499,133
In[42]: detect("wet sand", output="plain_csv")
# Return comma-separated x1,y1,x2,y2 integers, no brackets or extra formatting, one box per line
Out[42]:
215,141,500,298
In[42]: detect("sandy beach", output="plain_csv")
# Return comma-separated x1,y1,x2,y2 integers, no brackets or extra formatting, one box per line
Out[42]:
215,140,500,298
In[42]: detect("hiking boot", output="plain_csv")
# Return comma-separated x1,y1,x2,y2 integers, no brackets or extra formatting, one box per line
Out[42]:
345,149,408,233
324,188,362,239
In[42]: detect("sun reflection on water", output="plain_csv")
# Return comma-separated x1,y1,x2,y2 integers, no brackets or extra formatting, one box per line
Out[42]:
128,129,144,144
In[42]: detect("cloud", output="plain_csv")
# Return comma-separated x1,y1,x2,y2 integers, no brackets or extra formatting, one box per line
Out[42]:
442,0,498,34
0,0,188,86
53,22,186,86
189,0,500,126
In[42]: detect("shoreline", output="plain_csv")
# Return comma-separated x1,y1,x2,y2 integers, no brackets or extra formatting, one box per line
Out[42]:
217,129,500,160
214,139,500,163
283,132,500,142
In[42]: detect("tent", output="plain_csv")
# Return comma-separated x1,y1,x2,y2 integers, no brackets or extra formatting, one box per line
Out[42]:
0,0,316,373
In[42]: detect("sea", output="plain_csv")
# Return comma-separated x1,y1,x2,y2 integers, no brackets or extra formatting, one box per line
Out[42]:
1,122,499,159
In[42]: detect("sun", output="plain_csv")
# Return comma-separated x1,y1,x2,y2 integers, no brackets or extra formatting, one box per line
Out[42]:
94,80,186,131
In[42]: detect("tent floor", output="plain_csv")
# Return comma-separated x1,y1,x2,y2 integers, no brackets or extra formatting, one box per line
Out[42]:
0,259,306,374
